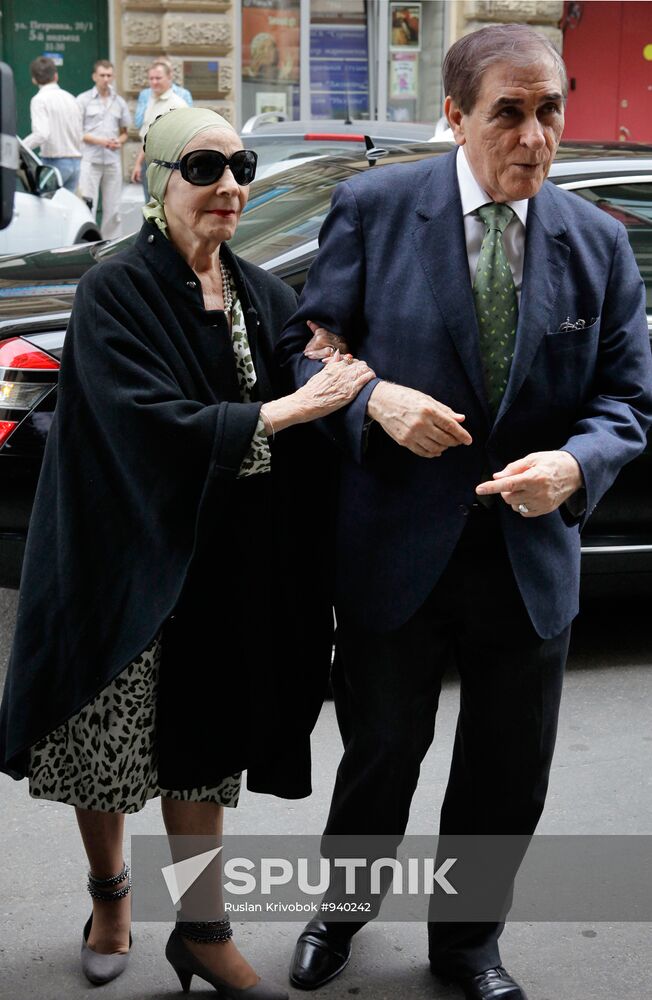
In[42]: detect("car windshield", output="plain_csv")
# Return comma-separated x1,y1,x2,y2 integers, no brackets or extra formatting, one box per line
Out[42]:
230,160,356,264
231,154,652,317
242,135,368,171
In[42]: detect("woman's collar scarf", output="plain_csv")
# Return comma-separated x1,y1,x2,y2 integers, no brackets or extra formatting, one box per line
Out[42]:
142,107,236,237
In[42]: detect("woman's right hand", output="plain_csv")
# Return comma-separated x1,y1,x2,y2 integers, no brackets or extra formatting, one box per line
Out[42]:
294,357,376,420
259,358,376,436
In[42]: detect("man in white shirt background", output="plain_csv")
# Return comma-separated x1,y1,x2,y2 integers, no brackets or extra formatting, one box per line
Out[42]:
23,57,82,194
130,60,189,202
77,60,131,240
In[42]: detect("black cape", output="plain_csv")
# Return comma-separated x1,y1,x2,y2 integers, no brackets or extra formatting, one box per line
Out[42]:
0,223,335,797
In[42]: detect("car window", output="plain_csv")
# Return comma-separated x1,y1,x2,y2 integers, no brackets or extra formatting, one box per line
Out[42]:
16,147,37,195
232,158,652,313
570,181,652,311
231,163,350,264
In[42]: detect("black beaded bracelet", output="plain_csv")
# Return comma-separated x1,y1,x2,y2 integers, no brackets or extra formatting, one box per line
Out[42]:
87,879,132,902
88,862,130,888
87,862,132,901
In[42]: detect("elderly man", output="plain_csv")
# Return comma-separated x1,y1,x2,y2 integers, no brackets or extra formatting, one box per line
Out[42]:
77,60,131,240
279,24,652,1000
23,57,82,193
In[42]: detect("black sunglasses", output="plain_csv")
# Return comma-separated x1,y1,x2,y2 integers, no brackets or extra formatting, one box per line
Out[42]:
152,148,258,186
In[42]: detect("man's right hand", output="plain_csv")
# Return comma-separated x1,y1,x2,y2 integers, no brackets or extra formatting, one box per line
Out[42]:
367,382,472,457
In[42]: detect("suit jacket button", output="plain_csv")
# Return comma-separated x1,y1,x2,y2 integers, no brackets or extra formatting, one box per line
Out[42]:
147,234,154,244
186,280,197,289
458,504,469,516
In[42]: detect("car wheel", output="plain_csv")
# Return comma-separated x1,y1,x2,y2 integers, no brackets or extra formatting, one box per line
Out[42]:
73,225,102,243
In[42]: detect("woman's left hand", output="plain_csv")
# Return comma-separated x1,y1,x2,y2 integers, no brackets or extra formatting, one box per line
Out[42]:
303,321,352,363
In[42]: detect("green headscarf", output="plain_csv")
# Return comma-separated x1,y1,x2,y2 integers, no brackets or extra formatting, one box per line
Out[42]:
142,107,236,236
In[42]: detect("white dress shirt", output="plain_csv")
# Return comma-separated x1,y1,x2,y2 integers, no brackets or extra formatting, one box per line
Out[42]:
456,146,528,302
23,83,82,158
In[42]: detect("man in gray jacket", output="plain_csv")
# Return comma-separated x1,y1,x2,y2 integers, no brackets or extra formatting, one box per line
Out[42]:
77,60,131,239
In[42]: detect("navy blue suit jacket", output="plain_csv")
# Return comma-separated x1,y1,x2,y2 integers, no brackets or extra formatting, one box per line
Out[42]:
277,150,652,638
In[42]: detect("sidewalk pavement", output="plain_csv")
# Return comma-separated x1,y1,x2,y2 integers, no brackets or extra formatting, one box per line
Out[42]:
1,597,651,1000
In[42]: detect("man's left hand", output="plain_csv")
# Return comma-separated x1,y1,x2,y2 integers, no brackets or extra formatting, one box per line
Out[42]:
304,321,352,362
475,451,584,517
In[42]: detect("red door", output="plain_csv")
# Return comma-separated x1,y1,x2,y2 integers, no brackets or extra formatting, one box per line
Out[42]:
562,1,652,143
618,2,652,142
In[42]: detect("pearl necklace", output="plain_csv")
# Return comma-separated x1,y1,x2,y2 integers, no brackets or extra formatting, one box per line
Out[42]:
219,256,233,313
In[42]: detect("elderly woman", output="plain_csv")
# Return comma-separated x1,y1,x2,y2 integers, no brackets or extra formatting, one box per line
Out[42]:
0,108,373,997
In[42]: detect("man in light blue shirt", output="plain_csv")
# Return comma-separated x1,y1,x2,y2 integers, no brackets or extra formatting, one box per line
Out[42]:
131,61,190,202
134,60,192,129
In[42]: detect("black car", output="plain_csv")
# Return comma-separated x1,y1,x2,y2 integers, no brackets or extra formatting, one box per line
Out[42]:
1,141,651,591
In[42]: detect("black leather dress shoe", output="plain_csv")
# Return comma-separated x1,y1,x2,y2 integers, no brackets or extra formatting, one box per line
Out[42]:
459,966,528,1000
289,920,352,991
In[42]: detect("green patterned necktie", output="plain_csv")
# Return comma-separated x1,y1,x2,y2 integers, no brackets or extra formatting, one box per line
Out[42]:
473,202,518,416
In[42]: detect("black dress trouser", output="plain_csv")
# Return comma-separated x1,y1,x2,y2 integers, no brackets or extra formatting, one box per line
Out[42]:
325,507,570,977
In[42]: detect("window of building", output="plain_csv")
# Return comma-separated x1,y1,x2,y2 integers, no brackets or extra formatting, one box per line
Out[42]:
387,2,444,123
241,0,301,122
238,0,447,127
310,0,369,119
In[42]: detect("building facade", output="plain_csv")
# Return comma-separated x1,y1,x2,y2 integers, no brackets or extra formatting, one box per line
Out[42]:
5,1,651,181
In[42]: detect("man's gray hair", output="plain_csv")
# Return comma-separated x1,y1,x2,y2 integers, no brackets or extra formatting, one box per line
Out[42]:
443,24,568,114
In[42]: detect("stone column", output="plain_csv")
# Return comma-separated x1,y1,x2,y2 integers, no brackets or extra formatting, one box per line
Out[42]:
459,1,564,48
118,0,235,178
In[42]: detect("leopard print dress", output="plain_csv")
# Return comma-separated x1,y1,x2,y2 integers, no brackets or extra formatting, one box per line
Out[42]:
28,272,270,813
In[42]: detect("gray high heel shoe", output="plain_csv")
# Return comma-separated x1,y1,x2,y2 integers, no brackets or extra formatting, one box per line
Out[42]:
165,924,288,999
80,862,133,986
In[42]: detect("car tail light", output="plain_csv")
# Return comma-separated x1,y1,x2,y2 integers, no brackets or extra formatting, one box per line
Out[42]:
0,420,17,447
0,337,59,448
0,337,59,370
0,378,55,409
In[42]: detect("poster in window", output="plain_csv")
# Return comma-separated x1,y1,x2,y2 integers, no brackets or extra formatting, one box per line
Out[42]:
255,91,288,116
242,0,300,83
310,23,369,118
390,53,418,100
390,3,421,52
